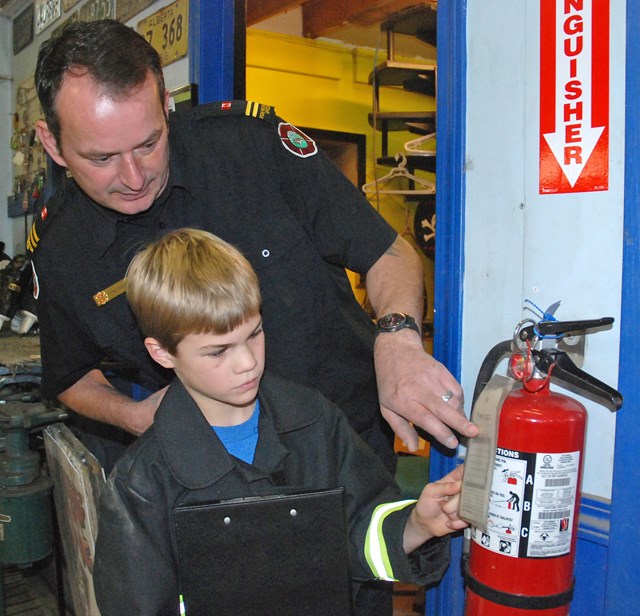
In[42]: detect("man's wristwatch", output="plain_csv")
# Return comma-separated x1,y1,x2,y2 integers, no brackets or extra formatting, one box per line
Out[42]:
375,313,422,337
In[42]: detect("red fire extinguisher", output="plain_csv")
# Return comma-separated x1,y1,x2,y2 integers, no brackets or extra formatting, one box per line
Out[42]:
463,309,623,615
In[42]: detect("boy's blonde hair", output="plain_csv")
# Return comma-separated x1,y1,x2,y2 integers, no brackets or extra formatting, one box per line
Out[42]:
126,228,261,354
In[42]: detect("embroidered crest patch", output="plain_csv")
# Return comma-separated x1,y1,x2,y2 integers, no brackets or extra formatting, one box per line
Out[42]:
278,123,317,158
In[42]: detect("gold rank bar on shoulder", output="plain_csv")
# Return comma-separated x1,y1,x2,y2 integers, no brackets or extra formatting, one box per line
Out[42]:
245,101,273,120
27,223,39,253
93,278,127,307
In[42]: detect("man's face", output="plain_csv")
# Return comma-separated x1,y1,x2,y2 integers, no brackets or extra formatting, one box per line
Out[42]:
160,314,265,425
38,71,170,215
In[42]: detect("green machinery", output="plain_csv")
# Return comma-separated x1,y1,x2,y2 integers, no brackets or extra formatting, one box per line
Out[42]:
0,366,66,614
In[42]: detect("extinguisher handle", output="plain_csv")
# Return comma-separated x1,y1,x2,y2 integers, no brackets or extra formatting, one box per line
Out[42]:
471,339,513,406
533,349,623,411
537,317,614,336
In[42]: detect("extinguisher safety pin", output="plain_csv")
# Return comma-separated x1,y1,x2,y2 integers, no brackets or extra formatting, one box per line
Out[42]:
513,318,539,351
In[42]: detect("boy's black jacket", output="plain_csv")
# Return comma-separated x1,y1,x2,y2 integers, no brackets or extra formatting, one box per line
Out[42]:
94,371,450,615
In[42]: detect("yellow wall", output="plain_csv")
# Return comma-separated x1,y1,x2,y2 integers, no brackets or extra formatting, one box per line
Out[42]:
246,29,436,322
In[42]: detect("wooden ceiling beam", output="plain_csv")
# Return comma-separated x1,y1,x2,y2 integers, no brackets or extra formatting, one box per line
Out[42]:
301,0,434,38
246,0,309,26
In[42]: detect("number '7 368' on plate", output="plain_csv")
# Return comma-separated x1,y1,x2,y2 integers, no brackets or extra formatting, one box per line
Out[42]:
137,0,188,67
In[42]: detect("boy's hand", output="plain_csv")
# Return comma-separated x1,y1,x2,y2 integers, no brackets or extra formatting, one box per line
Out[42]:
403,465,468,553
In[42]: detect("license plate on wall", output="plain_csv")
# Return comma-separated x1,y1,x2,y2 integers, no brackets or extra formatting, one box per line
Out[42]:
79,0,115,22
35,0,61,35
137,0,189,67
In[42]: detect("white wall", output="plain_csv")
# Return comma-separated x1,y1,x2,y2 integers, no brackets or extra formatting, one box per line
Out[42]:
463,1,625,499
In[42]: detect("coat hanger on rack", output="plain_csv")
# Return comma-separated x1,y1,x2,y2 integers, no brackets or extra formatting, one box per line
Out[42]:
404,132,436,157
361,154,435,195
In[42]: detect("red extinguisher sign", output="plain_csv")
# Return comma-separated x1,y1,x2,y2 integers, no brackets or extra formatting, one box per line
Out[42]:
539,0,610,194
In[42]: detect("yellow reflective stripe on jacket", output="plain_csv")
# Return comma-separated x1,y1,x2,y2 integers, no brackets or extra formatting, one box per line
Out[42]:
179,594,186,614
365,499,417,581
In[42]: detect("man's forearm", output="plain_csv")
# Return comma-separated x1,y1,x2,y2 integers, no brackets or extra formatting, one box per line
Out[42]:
57,369,161,436
365,234,476,449
365,235,424,322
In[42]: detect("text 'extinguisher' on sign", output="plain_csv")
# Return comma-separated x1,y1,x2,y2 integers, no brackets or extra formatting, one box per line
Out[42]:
539,0,610,194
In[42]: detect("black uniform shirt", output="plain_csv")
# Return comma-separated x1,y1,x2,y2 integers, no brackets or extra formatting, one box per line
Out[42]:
30,102,397,434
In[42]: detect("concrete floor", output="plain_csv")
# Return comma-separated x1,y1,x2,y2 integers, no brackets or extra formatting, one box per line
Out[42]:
1,565,65,616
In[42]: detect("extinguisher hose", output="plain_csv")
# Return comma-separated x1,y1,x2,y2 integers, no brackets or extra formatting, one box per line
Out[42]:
471,340,513,407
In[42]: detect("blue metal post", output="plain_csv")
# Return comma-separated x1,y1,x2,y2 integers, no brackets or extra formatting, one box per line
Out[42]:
189,0,245,103
604,1,640,612
427,1,467,615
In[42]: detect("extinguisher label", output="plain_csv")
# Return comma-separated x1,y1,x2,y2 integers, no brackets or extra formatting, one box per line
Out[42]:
472,449,580,558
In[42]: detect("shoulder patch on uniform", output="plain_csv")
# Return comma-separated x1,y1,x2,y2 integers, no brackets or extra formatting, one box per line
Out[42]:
277,123,318,158
193,100,277,123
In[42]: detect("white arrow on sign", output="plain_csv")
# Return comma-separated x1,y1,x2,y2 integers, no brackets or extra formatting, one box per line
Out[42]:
543,1,604,187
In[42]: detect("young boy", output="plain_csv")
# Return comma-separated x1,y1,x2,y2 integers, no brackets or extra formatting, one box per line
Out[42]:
93,228,467,615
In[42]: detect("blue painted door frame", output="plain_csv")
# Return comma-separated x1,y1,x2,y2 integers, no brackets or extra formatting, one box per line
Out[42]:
189,0,243,102
604,1,640,612
427,1,467,614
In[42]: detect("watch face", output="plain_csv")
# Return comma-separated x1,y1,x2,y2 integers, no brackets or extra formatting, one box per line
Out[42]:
378,312,407,331
380,313,407,329
376,313,420,337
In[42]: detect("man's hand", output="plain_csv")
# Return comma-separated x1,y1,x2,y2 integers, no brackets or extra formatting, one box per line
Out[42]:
127,386,168,435
57,369,168,435
374,330,478,450
364,233,478,449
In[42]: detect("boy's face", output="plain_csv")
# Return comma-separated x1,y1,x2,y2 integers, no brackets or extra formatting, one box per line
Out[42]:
149,314,265,424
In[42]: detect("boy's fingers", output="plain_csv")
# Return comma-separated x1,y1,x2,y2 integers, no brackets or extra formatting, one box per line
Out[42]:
448,464,464,481
447,519,469,531
432,480,462,498
435,466,464,488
